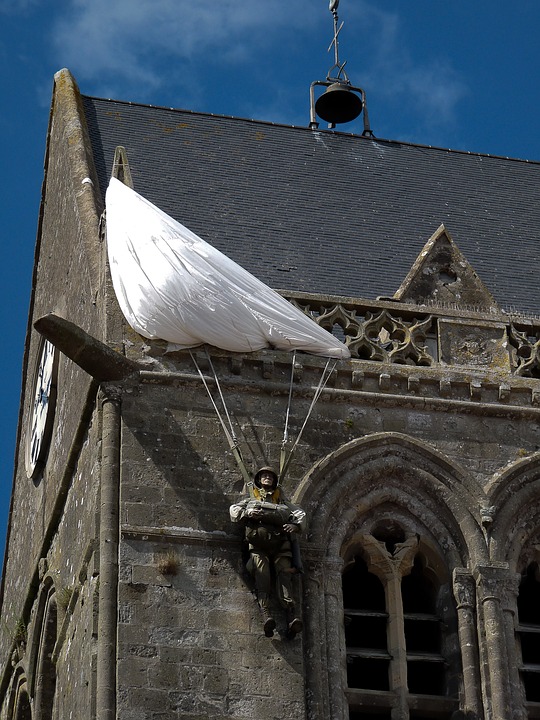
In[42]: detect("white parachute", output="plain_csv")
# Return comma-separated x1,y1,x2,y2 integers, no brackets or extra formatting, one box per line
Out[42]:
105,177,350,359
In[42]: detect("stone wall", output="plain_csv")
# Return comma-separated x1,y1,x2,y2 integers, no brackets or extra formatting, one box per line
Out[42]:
117,376,307,720
111,342,540,719
0,71,104,715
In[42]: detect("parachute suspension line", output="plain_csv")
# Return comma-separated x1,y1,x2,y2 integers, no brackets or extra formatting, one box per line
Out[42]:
188,349,235,445
204,347,237,444
279,357,337,482
188,349,251,487
280,351,297,476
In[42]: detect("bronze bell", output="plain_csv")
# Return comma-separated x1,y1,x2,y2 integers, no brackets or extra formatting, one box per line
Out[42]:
315,82,363,124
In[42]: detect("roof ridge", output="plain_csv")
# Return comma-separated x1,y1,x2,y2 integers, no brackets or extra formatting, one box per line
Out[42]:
81,93,540,166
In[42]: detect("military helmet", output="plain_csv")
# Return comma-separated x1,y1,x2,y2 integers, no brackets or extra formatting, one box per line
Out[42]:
254,466,278,488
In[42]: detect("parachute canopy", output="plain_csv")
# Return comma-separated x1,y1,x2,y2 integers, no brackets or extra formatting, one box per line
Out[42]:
105,178,350,359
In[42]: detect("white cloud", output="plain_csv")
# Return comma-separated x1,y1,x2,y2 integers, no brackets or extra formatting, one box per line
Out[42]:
348,4,467,133
51,0,320,95
48,0,465,138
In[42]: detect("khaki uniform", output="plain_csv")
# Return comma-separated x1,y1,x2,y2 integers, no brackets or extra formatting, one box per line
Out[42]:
230,485,306,610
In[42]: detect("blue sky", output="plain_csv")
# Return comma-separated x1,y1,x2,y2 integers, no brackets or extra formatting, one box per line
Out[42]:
1,0,540,553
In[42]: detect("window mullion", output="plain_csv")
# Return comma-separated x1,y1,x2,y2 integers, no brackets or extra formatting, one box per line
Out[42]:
386,568,409,718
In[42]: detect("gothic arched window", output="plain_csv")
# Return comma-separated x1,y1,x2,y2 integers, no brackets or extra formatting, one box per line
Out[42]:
14,689,31,720
34,594,58,720
7,676,32,720
342,524,459,719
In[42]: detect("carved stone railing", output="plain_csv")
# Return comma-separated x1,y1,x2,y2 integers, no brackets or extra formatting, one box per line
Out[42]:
508,323,540,378
284,292,540,378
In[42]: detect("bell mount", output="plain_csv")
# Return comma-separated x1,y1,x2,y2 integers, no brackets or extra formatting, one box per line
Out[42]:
309,0,373,135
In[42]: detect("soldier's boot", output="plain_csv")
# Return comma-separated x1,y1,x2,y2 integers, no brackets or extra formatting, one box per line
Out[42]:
286,606,302,639
258,594,276,637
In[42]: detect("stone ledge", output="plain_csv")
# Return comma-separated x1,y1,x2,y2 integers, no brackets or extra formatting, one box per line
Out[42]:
137,367,540,418
121,525,239,547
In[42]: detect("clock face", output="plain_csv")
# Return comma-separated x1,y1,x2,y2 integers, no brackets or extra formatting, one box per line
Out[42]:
25,338,58,479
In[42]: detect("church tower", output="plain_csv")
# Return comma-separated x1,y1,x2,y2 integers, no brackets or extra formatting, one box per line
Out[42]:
2,63,540,720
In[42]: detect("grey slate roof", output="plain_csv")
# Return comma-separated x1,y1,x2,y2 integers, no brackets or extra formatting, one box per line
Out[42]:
82,96,540,317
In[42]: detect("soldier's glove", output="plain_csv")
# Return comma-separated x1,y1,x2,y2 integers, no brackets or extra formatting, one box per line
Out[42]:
283,523,299,534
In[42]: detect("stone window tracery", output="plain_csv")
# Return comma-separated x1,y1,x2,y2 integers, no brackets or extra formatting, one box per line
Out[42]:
287,292,540,375
342,524,459,719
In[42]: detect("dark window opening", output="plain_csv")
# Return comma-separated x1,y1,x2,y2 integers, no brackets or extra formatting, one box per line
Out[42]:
402,554,437,614
407,659,446,695
522,672,540,703
36,597,58,720
404,616,441,653
402,554,446,697
343,556,389,691
521,631,540,665
372,521,406,555
356,345,378,362
15,689,32,720
518,563,540,624
345,614,387,650
343,555,386,612
347,657,390,691
518,562,540,703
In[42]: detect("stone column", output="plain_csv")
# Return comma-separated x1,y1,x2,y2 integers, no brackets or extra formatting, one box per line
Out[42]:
453,568,482,718
96,384,122,720
324,557,347,720
303,555,330,720
499,572,525,719
475,564,513,720
362,534,418,720
386,568,408,720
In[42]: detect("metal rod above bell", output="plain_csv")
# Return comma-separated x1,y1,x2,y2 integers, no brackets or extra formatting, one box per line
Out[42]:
308,0,374,134
315,82,363,125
